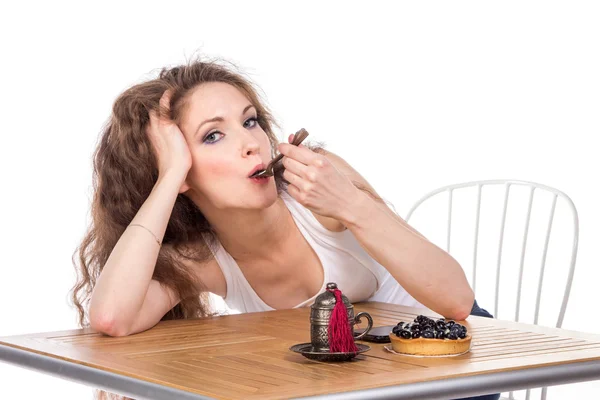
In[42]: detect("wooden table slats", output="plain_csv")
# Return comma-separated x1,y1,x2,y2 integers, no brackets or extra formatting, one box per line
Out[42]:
2,302,600,399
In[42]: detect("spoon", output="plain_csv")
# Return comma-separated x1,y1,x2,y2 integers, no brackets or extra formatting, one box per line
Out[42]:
251,128,309,178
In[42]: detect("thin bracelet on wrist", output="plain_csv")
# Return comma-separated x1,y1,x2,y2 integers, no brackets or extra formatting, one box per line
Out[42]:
129,223,162,246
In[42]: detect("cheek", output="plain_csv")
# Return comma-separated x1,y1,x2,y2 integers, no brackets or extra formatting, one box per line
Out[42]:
260,135,273,155
191,156,238,187
203,160,235,176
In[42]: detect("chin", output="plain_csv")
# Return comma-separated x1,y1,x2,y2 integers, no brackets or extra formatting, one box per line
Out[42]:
246,175,277,197
250,185,279,209
196,180,279,211
223,182,278,210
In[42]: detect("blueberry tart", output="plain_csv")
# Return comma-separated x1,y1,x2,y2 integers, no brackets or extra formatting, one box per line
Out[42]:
389,315,471,356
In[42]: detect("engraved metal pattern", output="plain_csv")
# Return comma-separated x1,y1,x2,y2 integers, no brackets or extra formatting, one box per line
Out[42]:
310,308,356,351
308,282,374,353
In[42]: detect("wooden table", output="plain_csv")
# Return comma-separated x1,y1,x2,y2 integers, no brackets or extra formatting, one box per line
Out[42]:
1,302,600,399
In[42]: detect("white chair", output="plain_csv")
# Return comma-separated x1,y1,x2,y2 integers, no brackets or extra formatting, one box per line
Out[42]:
405,179,579,400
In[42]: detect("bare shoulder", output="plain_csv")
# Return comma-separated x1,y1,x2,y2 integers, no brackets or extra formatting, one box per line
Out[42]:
165,242,227,298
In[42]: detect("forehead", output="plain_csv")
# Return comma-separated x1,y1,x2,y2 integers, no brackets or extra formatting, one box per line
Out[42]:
187,82,249,116
181,82,251,136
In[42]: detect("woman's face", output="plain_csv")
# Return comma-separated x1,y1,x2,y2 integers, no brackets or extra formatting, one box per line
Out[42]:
179,82,278,210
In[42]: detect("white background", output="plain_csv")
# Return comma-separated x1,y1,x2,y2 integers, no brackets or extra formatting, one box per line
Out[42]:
1,1,598,399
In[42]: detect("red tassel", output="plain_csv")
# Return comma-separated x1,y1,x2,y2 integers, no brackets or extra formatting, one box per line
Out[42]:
327,288,358,353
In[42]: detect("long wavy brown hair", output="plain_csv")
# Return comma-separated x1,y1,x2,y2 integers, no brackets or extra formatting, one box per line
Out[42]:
70,57,380,400
70,58,290,400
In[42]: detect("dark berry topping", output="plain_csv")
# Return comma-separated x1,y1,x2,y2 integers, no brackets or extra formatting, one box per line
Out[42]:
393,315,469,340
422,330,435,339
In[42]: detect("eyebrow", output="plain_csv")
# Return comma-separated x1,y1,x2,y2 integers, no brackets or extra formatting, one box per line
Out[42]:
194,104,256,137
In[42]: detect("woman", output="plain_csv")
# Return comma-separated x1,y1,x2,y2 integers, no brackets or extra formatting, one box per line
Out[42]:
72,58,496,400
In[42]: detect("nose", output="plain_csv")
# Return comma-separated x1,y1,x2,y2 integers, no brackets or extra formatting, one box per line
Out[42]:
241,131,260,157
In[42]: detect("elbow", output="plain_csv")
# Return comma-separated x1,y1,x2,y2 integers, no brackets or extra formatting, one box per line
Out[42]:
89,309,131,337
444,257,475,321
449,288,475,321
450,306,472,322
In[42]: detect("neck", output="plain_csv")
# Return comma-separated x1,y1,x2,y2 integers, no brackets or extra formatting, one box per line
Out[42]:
200,195,294,261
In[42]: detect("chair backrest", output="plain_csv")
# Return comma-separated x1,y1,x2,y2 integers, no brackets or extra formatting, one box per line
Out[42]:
405,179,579,329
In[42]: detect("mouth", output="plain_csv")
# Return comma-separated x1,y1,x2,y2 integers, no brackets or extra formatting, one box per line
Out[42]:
248,163,266,178
248,163,270,184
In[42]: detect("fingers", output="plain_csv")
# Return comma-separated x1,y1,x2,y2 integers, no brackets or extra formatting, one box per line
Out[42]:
283,170,310,201
283,169,301,187
147,110,159,137
158,89,173,120
147,90,172,140
148,109,158,125
159,90,172,110
278,142,318,166
286,182,304,204
282,156,309,179
147,89,172,125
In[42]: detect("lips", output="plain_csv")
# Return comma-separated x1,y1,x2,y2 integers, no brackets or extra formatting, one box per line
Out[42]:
248,163,266,178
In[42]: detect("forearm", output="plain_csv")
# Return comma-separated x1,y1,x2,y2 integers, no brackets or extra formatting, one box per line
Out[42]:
89,173,183,332
340,192,474,320
365,192,429,241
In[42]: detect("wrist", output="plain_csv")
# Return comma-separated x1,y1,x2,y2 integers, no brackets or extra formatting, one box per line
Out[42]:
338,190,374,228
158,168,187,184
155,170,188,194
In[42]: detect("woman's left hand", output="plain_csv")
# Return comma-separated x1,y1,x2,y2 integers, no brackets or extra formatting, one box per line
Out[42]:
278,135,362,220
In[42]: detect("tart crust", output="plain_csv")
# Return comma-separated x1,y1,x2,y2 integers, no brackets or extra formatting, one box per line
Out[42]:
389,333,472,356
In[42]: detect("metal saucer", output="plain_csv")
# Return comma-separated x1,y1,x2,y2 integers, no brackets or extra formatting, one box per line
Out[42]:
289,343,370,362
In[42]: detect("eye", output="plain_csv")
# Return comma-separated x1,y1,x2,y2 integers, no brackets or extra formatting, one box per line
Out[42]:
203,131,224,144
244,117,258,129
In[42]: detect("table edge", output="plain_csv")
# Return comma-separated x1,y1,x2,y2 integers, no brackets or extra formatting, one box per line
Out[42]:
0,344,212,400
297,359,600,400
3,340,600,400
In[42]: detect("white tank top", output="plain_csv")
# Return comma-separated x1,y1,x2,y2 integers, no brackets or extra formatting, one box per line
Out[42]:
209,192,426,314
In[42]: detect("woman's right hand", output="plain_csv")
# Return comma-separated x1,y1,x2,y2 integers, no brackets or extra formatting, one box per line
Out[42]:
147,90,192,192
